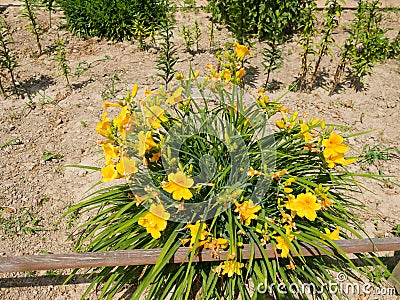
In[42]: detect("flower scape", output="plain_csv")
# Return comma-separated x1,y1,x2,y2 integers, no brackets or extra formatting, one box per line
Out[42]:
66,44,388,300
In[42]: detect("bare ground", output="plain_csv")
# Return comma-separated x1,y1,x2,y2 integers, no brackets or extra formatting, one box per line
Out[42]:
0,3,399,300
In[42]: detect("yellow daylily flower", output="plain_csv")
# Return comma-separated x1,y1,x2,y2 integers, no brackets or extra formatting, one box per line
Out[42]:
96,111,112,138
300,123,312,142
236,68,246,79
113,106,131,131
162,170,194,200
274,228,295,258
165,87,184,105
101,164,120,182
116,156,138,176
288,192,321,221
234,200,261,226
102,143,120,164
144,105,168,129
137,131,157,156
131,83,138,99
221,260,244,277
103,100,121,109
233,42,253,60
187,221,208,246
322,133,349,158
138,204,170,239
247,167,263,177
324,227,340,240
324,153,356,168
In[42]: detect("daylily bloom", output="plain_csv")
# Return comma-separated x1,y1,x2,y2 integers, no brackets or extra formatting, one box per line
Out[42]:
138,204,170,239
144,105,168,129
274,229,295,258
324,226,340,240
322,133,349,158
287,192,321,221
116,156,138,176
103,100,121,109
162,170,194,200
187,221,208,246
247,167,263,177
113,106,131,131
236,68,246,79
272,169,288,180
234,200,261,225
220,260,244,277
137,131,157,156
101,164,120,182
300,123,312,142
96,111,112,138
165,87,184,105
233,42,252,60
102,143,120,164
324,152,356,168
324,227,340,240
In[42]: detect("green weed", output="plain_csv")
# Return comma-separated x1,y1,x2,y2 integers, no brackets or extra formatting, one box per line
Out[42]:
0,207,46,238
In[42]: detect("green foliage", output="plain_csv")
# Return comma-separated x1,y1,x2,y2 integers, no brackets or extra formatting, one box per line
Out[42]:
40,0,56,28
359,144,399,166
21,0,43,55
331,0,390,93
74,55,111,78
179,20,202,53
0,207,46,238
207,0,304,43
0,16,18,96
156,15,178,88
65,74,388,299
388,31,400,60
297,0,317,91
55,0,167,41
53,38,71,87
311,0,342,88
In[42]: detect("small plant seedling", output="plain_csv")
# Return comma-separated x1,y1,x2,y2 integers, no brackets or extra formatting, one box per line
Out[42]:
132,19,151,50
392,224,400,236
0,17,19,96
21,0,44,55
156,4,178,89
74,55,110,78
0,138,21,150
101,73,120,100
297,0,317,91
0,207,46,238
42,151,63,161
53,38,71,87
40,0,55,28
360,144,398,165
331,0,390,93
180,25,195,53
310,0,341,88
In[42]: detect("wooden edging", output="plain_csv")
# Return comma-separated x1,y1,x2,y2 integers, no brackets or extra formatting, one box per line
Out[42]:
1,238,400,273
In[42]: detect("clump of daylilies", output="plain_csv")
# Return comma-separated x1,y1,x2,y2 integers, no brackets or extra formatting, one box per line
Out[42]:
70,42,382,300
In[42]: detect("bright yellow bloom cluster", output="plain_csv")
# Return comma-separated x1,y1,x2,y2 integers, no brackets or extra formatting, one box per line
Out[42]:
214,260,244,277
206,42,252,84
324,227,340,240
285,192,321,221
234,200,261,225
274,228,295,258
322,133,356,168
138,204,170,239
162,170,194,200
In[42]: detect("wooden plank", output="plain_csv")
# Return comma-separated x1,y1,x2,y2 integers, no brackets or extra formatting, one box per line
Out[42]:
0,238,399,273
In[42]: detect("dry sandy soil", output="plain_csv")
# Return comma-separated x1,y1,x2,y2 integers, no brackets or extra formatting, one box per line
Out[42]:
0,1,399,300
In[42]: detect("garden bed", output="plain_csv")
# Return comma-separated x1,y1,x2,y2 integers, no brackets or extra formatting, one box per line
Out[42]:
0,1,399,299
